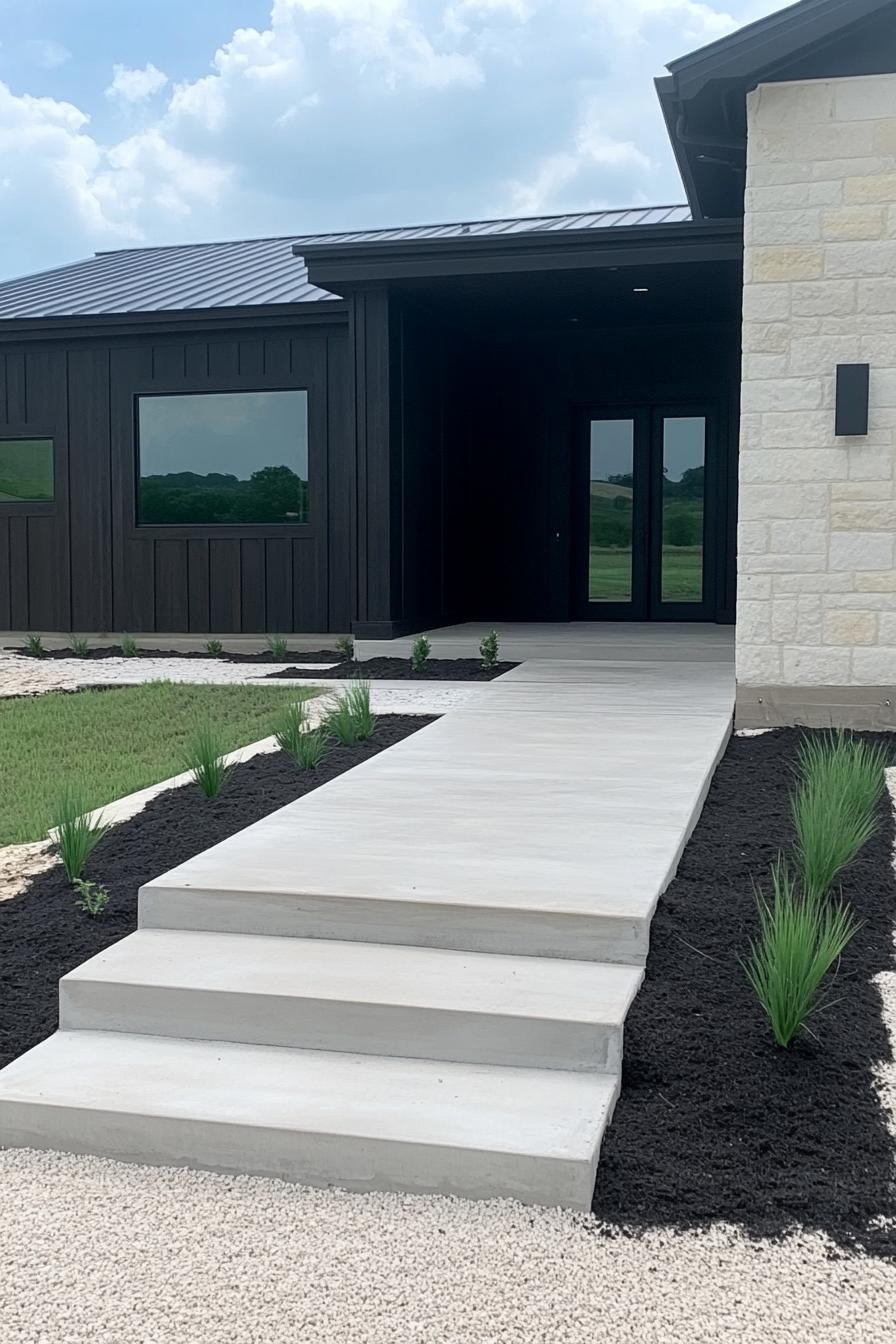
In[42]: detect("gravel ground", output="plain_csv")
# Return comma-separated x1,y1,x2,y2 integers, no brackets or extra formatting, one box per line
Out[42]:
0,649,330,696
0,840,54,902
0,1150,894,1344
0,650,484,714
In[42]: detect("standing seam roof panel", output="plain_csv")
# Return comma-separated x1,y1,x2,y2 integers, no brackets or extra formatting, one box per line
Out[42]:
0,206,692,319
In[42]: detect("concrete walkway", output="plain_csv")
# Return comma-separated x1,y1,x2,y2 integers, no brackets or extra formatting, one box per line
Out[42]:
0,633,734,1209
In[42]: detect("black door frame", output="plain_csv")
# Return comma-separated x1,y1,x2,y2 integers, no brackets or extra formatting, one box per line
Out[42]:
574,399,721,622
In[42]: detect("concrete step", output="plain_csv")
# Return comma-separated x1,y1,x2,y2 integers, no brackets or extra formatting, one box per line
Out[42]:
0,1030,617,1209
140,878,654,965
60,930,643,1072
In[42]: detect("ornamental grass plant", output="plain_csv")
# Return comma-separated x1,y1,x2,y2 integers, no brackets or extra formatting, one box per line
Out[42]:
744,857,861,1048
182,722,231,799
324,680,376,745
744,729,885,1047
792,729,887,898
52,786,108,882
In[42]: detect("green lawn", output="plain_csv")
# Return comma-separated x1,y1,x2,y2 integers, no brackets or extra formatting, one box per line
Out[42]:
0,681,319,845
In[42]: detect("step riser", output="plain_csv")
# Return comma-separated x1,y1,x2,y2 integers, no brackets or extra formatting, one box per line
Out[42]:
59,982,623,1073
0,1096,605,1211
139,888,649,966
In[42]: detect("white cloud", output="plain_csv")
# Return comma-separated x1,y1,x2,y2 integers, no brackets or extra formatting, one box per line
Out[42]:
0,78,230,273
0,0,783,278
509,102,655,215
106,63,169,103
595,0,738,43
24,39,72,71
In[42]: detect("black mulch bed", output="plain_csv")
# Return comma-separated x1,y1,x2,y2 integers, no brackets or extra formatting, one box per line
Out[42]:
5,645,343,664
264,657,518,681
0,715,435,1073
592,727,896,1257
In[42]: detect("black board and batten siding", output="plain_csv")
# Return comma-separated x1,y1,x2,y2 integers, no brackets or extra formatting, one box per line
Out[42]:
0,321,353,635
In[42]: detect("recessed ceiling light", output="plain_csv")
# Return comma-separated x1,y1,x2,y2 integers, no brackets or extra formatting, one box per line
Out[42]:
633,287,649,293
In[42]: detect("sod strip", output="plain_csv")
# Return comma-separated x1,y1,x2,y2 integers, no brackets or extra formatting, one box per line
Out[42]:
0,681,319,845
0,716,436,1073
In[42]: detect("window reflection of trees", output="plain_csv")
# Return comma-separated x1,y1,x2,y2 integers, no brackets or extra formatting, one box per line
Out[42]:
139,463,308,525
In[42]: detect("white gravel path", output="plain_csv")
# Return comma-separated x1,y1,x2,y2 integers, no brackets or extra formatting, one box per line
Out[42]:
0,1149,893,1344
0,840,54,902
0,650,484,717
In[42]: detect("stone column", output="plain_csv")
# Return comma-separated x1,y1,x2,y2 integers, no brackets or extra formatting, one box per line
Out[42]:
737,73,896,728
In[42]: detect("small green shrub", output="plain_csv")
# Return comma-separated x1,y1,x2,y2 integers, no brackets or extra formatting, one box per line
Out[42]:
296,727,327,769
266,635,289,661
335,634,354,662
343,678,376,741
205,639,223,656
52,787,108,882
743,857,861,1048
119,634,138,658
410,633,431,673
793,729,887,897
324,697,359,747
275,701,308,760
70,636,90,658
324,680,376,746
182,723,231,798
479,629,499,668
73,877,110,917
25,634,45,658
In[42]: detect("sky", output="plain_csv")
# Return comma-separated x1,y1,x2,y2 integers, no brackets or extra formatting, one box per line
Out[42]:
0,0,783,281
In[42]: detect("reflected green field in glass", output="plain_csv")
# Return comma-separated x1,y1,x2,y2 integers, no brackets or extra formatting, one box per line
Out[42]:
589,547,703,603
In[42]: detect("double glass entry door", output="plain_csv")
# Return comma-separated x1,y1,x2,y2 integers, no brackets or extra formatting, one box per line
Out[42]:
583,406,714,619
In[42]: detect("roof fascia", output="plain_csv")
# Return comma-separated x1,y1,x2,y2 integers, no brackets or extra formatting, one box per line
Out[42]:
0,301,349,345
667,0,892,99
299,219,743,288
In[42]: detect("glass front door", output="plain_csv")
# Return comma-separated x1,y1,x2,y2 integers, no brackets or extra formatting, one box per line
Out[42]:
582,405,714,619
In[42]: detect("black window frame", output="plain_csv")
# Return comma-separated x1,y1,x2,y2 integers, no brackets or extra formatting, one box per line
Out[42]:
133,385,313,536
0,431,57,516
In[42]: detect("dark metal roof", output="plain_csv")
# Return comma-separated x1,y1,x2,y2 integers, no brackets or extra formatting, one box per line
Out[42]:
0,207,690,321
0,236,335,320
658,0,896,220
665,0,893,94
291,206,691,247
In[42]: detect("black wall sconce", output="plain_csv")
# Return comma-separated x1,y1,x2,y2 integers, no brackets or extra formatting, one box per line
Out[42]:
835,363,870,436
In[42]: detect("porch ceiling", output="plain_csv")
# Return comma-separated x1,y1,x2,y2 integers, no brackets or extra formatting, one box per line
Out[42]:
391,255,743,331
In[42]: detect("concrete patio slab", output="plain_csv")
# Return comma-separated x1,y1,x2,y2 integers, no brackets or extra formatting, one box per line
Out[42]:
358,621,735,664
141,656,732,963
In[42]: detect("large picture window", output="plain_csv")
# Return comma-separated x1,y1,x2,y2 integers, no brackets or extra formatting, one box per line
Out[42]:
137,389,309,526
0,438,54,503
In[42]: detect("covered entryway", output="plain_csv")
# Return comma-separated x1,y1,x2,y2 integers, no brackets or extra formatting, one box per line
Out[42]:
301,213,744,638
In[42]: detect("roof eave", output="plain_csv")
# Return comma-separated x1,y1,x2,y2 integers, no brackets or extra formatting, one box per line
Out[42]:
299,218,743,289
665,0,892,98
0,300,349,343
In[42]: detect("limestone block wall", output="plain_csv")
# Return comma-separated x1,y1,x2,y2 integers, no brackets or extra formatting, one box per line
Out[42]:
738,73,896,723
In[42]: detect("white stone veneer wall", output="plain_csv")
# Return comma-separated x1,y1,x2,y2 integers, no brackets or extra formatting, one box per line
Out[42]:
738,73,896,697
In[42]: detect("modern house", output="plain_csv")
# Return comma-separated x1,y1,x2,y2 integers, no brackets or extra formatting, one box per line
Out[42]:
1,0,895,726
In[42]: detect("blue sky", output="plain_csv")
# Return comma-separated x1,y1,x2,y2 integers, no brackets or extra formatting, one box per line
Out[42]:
0,0,780,280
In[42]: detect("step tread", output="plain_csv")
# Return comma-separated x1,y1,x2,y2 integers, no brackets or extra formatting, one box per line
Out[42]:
64,930,642,1025
0,1031,616,1161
